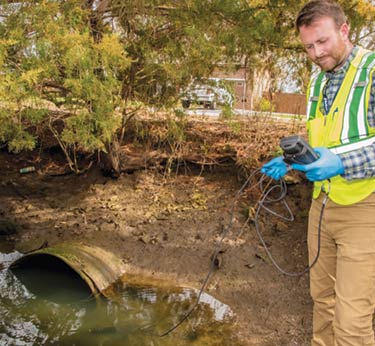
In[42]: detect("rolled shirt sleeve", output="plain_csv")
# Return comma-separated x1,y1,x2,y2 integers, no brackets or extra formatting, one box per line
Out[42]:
338,145,375,180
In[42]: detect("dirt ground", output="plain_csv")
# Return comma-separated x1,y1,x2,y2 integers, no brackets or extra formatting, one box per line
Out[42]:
0,139,315,346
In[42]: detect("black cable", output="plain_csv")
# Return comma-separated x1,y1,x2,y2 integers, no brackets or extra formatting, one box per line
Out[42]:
254,175,328,277
156,169,260,337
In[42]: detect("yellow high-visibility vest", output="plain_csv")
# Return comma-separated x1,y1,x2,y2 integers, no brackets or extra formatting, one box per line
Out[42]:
306,47,375,205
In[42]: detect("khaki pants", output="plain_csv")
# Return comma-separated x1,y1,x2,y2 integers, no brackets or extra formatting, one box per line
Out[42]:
308,193,375,346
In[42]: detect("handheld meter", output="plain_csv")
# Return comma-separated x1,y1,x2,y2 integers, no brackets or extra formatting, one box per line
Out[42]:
280,135,319,165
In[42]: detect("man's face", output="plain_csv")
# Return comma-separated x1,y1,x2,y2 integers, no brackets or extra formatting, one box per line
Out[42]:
299,16,350,72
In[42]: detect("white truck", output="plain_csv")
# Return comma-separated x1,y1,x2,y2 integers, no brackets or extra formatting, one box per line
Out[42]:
181,79,233,110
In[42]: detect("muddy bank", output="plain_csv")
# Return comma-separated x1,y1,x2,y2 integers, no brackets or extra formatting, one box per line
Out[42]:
0,144,314,346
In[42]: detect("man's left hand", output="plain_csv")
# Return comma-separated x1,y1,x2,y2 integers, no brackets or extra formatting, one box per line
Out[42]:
291,147,344,181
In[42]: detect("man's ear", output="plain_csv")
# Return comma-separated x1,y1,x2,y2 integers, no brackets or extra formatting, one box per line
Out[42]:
340,23,350,41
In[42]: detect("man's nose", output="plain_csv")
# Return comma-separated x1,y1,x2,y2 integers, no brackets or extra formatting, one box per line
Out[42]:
314,45,325,58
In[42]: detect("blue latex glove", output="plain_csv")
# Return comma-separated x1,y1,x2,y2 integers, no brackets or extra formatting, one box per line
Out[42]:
291,147,344,181
261,156,289,180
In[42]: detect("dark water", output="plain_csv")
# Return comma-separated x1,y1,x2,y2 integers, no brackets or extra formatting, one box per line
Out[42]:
0,248,238,346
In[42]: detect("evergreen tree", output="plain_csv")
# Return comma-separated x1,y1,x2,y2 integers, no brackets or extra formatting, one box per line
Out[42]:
0,0,374,173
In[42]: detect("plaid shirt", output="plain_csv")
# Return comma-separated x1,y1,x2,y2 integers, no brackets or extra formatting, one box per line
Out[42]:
321,46,375,180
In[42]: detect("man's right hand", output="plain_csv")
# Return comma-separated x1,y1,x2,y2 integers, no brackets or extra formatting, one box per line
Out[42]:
261,156,289,180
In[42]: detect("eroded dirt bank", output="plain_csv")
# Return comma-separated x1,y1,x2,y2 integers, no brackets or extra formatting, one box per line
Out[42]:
0,145,314,346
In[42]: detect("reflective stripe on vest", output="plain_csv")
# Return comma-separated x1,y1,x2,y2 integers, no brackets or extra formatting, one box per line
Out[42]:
306,47,375,205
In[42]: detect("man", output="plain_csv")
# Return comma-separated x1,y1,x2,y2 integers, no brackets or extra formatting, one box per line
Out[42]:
261,1,375,345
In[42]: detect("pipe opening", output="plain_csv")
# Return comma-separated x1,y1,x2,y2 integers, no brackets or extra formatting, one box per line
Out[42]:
11,254,93,304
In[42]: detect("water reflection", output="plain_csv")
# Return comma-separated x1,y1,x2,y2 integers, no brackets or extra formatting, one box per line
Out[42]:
0,250,238,346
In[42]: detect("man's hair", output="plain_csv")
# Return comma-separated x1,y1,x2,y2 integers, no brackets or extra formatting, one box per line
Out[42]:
296,0,348,32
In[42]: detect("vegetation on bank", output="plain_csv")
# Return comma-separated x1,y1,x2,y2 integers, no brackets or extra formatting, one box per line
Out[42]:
1,1,375,175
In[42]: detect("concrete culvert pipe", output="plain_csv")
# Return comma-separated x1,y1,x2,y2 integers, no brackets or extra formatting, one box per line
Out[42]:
9,242,126,303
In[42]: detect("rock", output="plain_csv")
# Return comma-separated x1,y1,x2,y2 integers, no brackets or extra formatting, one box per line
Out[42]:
274,220,289,232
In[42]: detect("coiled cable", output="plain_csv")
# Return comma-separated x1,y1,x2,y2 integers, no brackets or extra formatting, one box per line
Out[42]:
255,174,328,276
